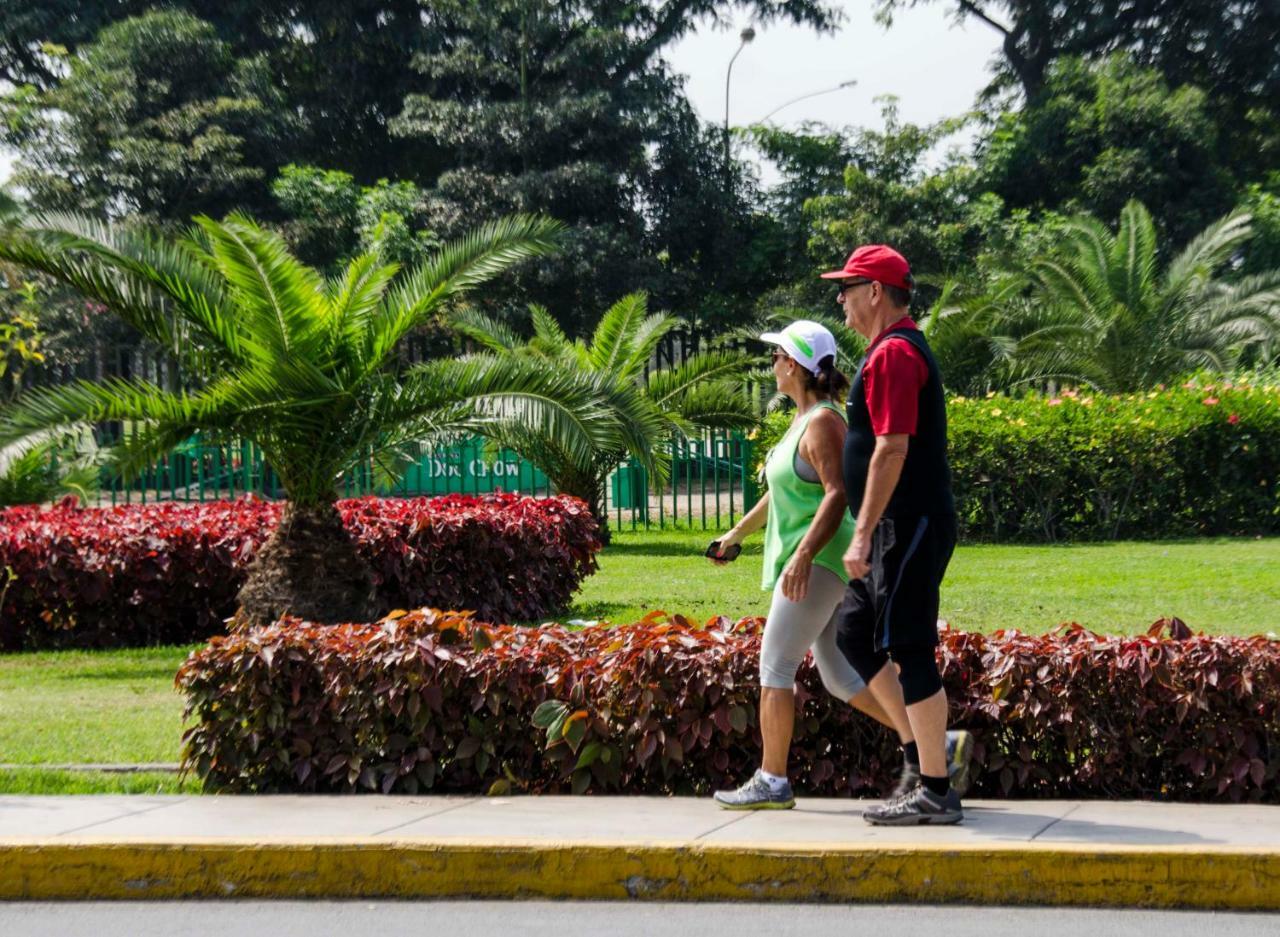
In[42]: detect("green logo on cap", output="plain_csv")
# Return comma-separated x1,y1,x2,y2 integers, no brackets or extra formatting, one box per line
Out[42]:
788,332,813,358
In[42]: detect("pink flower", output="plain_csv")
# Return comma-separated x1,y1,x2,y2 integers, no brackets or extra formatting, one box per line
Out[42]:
1047,398,1063,406
1228,413,1240,425
1203,397,1219,406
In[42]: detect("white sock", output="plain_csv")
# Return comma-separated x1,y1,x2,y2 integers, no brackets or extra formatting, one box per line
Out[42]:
758,769,788,791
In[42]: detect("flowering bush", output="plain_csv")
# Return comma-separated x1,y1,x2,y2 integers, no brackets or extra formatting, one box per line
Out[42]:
0,494,600,650
177,610,1279,802
753,378,1280,541
949,378,1280,540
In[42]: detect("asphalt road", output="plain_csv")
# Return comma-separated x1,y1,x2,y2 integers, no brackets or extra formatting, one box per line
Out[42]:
2,902,1278,936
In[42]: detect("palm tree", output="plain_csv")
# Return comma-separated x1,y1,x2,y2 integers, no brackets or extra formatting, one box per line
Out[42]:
0,434,99,507
0,212,623,625
452,292,757,534
914,279,1097,395
1011,200,1280,391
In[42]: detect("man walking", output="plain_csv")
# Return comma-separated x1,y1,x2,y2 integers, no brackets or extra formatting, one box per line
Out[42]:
822,245,964,825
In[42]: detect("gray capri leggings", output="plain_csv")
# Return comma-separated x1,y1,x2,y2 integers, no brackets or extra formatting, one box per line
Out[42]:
760,564,866,701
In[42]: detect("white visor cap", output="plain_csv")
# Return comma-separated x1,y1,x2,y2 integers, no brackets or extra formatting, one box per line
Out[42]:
759,320,838,376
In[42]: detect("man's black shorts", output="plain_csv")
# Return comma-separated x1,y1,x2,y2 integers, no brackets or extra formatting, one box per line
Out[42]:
837,513,957,651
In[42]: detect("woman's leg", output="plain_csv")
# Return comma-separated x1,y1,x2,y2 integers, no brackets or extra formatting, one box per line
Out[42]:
757,566,850,777
759,687,794,777
811,602,912,740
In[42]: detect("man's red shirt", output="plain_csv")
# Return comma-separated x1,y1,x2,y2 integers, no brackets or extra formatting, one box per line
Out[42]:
862,316,928,436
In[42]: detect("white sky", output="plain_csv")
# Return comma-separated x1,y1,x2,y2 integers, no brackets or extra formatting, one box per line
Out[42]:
666,0,1003,182
0,2,1002,189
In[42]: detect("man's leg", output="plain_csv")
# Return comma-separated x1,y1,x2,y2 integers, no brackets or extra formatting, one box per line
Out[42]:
861,515,962,824
835,579,922,773
890,643,947,779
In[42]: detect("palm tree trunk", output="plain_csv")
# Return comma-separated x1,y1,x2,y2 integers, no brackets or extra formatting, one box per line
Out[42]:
551,468,612,545
235,499,378,628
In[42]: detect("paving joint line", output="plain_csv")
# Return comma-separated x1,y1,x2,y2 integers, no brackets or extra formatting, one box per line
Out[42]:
1029,803,1081,841
370,798,479,837
692,810,754,841
55,797,190,837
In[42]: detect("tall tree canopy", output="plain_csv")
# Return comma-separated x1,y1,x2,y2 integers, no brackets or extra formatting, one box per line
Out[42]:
3,10,294,223
976,55,1237,245
2,0,842,332
391,0,841,332
875,1,1280,107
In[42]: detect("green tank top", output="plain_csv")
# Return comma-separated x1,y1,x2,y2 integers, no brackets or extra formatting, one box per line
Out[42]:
761,400,855,590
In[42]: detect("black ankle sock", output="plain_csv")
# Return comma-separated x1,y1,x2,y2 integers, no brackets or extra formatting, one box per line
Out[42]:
902,741,920,768
921,774,950,797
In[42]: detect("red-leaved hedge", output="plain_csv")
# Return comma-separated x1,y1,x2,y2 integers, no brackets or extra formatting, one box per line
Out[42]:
0,495,600,650
176,610,1280,802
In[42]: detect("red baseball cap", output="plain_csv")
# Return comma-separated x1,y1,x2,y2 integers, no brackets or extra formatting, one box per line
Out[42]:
819,244,913,291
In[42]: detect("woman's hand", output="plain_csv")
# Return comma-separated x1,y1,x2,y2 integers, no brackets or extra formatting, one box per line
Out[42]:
779,549,812,602
709,527,744,566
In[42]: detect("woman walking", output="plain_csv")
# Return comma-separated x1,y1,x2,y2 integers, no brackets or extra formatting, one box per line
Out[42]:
711,321,886,809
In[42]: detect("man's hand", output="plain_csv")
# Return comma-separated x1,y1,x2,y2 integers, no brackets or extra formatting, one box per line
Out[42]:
779,550,812,602
843,534,871,580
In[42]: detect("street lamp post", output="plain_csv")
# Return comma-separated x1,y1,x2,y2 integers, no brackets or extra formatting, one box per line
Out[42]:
755,79,858,125
723,26,756,181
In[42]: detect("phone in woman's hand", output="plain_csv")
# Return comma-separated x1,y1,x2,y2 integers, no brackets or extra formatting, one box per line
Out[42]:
704,540,742,562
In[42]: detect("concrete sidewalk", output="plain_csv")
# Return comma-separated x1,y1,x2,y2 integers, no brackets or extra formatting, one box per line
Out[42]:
2,795,1279,907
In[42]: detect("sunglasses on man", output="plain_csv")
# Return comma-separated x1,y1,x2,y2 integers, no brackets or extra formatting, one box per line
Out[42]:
836,278,873,299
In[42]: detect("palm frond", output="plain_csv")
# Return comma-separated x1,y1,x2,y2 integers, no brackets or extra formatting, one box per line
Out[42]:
1163,208,1253,299
645,349,754,412
369,215,563,365
1115,200,1159,313
624,313,679,375
397,355,623,471
587,291,648,376
528,303,572,353
450,307,527,354
327,252,401,358
194,214,330,362
667,381,757,429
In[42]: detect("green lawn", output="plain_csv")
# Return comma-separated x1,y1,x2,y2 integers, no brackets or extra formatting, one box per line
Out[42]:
570,529,1280,636
1,533,1276,792
0,644,194,765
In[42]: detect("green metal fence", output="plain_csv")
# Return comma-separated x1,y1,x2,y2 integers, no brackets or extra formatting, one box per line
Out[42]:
91,429,758,531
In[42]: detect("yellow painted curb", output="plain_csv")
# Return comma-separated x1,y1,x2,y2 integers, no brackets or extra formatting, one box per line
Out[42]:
2,839,1279,907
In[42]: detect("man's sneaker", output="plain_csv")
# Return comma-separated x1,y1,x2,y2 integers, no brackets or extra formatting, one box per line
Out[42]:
713,770,795,810
864,783,963,826
890,730,976,799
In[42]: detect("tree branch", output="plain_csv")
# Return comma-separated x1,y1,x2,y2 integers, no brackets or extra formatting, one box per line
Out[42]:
613,0,701,81
956,0,1013,37
3,37,58,88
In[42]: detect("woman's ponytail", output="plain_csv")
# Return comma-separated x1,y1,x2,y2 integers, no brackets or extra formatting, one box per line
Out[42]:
812,354,850,401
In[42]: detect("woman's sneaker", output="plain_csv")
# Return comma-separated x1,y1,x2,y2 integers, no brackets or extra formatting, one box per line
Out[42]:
713,770,795,810
864,783,963,825
890,730,975,799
